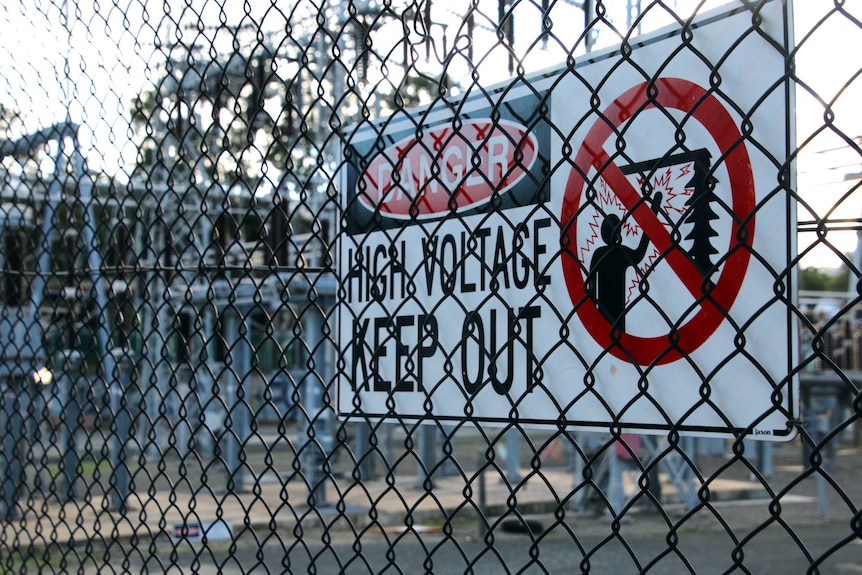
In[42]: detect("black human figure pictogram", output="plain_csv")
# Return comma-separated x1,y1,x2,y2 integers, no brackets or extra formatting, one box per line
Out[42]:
587,148,720,332
587,192,663,332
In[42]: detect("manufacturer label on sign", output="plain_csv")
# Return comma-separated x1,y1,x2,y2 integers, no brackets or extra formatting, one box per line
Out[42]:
338,0,797,438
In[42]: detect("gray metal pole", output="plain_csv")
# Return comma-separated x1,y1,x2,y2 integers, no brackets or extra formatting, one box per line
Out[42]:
30,141,66,315
302,301,333,506
223,309,243,493
759,441,774,477
109,352,131,511
438,426,458,476
477,450,488,540
384,422,394,468
571,433,588,511
584,0,596,52
607,445,625,515
505,428,522,483
354,421,373,480
680,436,698,510
416,425,435,488
236,311,252,490
61,351,83,502
200,308,216,454
75,148,118,421
141,221,170,460
1,380,21,521
175,373,191,458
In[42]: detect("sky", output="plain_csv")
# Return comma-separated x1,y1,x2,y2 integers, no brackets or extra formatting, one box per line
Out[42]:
790,1,862,270
0,0,860,269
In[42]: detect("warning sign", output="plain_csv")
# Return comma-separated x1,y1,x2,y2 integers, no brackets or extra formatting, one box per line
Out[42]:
562,78,756,366
338,0,797,438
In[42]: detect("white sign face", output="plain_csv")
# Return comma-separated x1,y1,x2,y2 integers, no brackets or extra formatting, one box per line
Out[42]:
338,0,797,439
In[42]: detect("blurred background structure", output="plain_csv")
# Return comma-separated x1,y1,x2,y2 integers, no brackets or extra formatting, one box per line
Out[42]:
0,1,862,573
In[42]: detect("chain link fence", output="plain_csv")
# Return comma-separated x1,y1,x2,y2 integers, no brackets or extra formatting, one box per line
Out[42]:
0,0,861,572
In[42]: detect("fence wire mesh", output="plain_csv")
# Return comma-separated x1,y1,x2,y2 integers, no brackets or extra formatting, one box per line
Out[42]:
0,0,861,573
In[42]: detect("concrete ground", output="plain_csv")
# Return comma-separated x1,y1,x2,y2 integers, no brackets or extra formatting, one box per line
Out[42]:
1,425,861,573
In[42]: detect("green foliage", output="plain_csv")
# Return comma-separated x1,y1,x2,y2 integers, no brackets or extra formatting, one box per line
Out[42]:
385,73,450,111
0,102,22,135
800,266,850,292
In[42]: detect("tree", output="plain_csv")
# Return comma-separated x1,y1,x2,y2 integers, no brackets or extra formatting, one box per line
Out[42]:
800,266,850,292
683,149,720,280
127,9,454,275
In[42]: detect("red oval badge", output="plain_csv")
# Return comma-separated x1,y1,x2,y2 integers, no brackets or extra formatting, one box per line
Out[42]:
356,119,538,220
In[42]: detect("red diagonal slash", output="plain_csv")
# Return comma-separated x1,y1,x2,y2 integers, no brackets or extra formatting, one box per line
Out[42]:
561,77,756,365
591,147,707,300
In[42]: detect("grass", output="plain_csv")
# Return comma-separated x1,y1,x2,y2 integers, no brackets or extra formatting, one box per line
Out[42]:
44,457,116,480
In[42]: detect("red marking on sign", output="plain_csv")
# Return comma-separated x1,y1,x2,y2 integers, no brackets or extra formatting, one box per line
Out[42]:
358,119,538,220
430,129,449,152
678,163,693,178
473,121,491,141
174,523,201,538
561,78,755,365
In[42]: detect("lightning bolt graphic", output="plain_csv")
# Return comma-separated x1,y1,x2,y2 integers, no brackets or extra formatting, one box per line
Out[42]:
580,178,621,264
662,184,692,216
653,167,672,190
598,176,646,237
627,246,662,304
622,221,640,237
596,178,628,212
677,162,692,179
579,211,601,264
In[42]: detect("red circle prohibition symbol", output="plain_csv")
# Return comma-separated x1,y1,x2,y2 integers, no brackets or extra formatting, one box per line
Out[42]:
561,78,755,366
